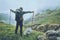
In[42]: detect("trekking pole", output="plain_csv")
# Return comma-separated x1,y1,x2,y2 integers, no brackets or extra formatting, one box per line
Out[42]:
32,11,34,25
9,10,11,27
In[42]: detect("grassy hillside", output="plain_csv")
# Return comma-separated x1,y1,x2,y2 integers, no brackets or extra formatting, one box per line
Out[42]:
0,23,43,40
37,9,60,24
25,8,60,25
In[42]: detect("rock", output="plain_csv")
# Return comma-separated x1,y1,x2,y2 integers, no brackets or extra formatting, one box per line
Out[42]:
48,24,60,30
57,37,60,40
36,24,46,32
36,25,43,31
56,29,60,37
32,25,37,30
37,35,44,40
32,24,60,33
37,24,60,32
23,27,32,35
46,30,58,40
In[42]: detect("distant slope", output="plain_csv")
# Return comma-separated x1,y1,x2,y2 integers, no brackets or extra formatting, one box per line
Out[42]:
25,8,60,25
0,13,9,21
0,13,15,25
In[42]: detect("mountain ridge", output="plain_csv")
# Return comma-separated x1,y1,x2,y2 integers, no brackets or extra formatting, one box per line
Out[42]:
25,8,60,26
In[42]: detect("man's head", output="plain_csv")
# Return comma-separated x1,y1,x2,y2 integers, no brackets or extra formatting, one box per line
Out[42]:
19,7,23,11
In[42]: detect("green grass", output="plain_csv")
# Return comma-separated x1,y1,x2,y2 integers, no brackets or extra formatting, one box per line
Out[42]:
25,8,60,25
0,23,43,40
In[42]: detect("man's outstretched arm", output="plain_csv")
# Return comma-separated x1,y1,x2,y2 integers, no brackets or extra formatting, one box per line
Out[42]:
10,9,16,13
23,11,34,14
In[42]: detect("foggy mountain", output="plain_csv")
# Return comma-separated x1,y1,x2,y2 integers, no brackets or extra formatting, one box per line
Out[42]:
0,13,15,25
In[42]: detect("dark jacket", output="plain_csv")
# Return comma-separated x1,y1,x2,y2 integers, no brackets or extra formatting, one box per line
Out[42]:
10,9,33,21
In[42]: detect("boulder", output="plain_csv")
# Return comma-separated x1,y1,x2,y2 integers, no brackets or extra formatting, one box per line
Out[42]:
45,30,58,40
37,35,44,40
32,25,38,30
23,27,32,36
48,24,60,30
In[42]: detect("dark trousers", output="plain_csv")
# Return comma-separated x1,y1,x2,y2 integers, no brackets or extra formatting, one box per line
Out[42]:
15,20,23,36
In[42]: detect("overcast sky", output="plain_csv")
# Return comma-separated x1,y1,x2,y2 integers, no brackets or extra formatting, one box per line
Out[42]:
0,0,60,20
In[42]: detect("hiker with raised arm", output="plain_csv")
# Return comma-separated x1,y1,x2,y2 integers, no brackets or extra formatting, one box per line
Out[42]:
10,7,34,36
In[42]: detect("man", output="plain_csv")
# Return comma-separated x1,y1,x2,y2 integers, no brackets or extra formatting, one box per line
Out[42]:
10,7,34,36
